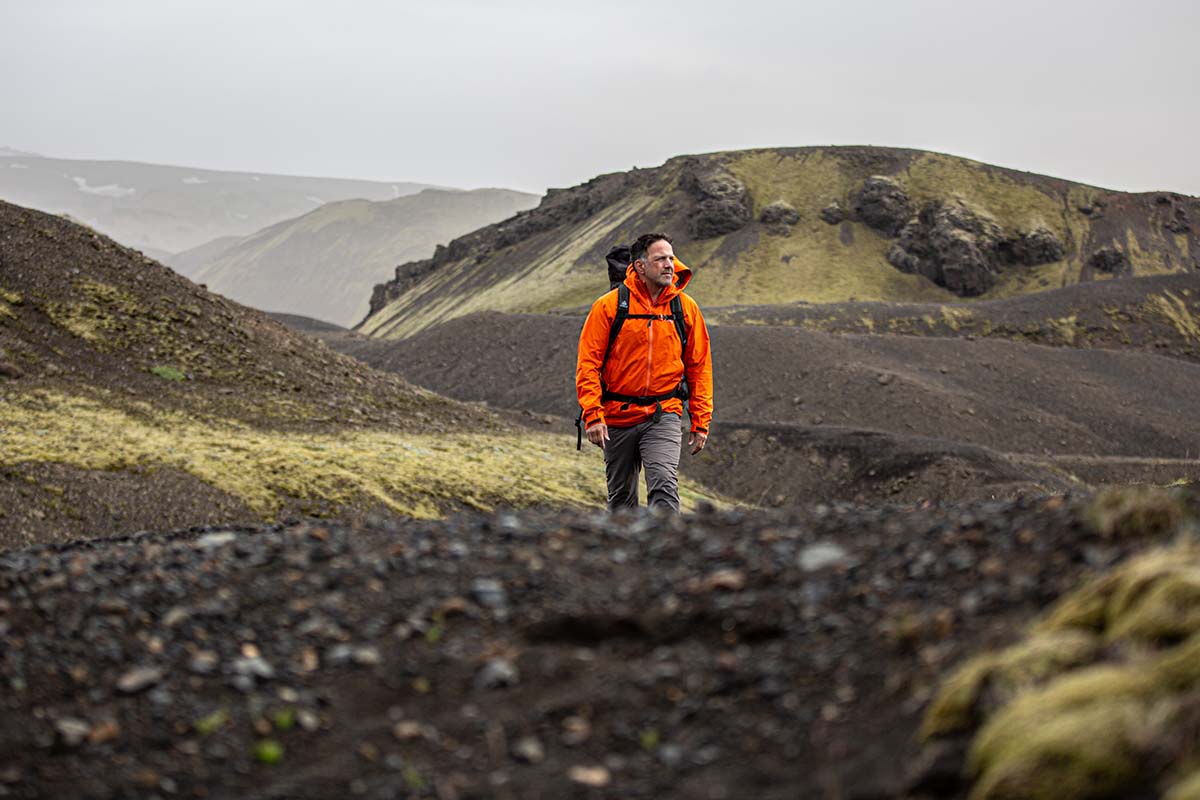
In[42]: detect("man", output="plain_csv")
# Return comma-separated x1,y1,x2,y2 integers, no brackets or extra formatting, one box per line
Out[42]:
576,232,713,512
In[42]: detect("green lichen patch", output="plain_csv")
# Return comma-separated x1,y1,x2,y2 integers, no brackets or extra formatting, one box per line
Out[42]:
150,365,187,381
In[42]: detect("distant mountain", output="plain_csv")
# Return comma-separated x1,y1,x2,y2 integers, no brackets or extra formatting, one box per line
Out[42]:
176,188,540,326
0,152,437,255
357,146,1200,339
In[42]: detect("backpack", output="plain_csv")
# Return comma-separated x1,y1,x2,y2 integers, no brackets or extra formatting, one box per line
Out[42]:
575,245,690,449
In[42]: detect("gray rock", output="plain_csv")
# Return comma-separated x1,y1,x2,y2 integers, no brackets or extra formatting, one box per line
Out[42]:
886,200,1004,296
232,656,275,680
1000,227,1064,266
852,176,912,236
511,736,545,764
352,646,382,666
658,743,684,768
471,578,508,610
799,542,849,572
116,666,163,694
196,531,237,549
1087,246,1131,276
54,717,91,747
759,201,800,226
189,651,219,675
820,202,846,225
681,161,753,239
475,658,520,690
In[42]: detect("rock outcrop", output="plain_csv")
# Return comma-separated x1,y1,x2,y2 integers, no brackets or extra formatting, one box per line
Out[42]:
1088,246,1132,276
886,201,1003,295
885,200,1065,296
999,228,1065,266
682,161,753,239
760,200,800,236
852,176,913,236
820,202,846,225
760,201,800,226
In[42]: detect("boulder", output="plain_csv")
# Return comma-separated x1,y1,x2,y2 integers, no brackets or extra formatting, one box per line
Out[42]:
820,202,846,225
852,176,913,236
999,228,1065,266
759,201,800,226
681,161,752,239
886,201,1004,296
1088,247,1131,276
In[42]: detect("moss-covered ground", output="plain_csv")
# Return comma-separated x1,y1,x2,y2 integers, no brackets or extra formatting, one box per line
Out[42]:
922,488,1200,799
0,389,726,527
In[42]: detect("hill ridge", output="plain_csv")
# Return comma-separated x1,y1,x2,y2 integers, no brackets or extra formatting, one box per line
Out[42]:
358,145,1198,338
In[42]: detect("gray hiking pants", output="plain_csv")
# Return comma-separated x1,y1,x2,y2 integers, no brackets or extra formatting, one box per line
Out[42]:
604,412,683,513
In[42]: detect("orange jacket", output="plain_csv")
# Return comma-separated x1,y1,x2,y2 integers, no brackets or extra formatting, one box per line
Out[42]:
576,258,713,432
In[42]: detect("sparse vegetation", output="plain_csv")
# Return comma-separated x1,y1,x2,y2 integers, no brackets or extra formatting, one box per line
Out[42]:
150,365,187,381
923,489,1200,799
0,389,724,519
1147,291,1200,343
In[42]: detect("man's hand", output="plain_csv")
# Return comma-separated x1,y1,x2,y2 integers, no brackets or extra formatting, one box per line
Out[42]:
586,422,609,449
689,430,708,455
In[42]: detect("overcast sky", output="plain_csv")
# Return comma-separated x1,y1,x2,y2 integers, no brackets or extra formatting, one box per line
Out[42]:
3,0,1198,195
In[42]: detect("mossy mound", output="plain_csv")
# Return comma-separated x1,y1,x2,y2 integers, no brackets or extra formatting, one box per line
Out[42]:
0,388,728,547
922,489,1200,799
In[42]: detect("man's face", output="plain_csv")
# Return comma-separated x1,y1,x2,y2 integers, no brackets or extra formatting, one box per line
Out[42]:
636,240,675,293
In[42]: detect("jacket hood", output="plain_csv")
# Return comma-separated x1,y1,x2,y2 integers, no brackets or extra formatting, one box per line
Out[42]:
623,257,692,305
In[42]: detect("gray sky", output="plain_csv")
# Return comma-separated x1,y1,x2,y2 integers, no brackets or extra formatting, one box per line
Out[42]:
3,0,1198,195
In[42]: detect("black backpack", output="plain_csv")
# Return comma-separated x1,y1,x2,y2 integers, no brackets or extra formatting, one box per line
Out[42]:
575,245,689,449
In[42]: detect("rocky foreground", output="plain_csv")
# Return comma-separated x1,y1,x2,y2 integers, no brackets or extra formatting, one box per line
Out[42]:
2,492,1191,799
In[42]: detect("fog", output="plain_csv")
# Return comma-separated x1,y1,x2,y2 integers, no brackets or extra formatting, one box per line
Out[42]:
3,0,1197,195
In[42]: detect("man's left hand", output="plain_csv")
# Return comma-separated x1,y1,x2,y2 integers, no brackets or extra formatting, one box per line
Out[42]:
689,430,708,455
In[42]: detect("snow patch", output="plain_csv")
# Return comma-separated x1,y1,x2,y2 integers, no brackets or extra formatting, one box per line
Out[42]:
250,176,260,182
392,183,400,198
72,176,135,198
182,176,208,185
305,195,323,205
8,163,29,169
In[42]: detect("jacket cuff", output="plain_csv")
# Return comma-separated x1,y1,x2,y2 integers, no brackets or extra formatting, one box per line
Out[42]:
584,410,606,428
691,424,709,434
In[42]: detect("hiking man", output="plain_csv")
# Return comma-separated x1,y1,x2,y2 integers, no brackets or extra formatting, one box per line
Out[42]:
576,232,713,512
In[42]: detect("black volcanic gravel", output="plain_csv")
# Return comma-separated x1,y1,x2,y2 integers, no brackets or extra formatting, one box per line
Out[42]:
0,496,1174,799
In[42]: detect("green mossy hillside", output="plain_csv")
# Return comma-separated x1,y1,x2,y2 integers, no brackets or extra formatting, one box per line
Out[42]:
360,147,1200,340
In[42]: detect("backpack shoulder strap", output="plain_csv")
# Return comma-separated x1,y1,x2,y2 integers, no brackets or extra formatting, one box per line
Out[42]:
605,284,630,360
670,295,688,357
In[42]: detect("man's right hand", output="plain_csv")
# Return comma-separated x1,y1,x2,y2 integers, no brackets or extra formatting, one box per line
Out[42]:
585,422,609,449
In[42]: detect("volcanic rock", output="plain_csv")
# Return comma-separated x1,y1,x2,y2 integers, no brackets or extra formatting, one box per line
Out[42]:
116,666,163,694
999,227,1065,266
820,202,846,225
887,200,1004,295
852,176,913,236
1088,246,1132,276
681,161,753,239
760,201,801,226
